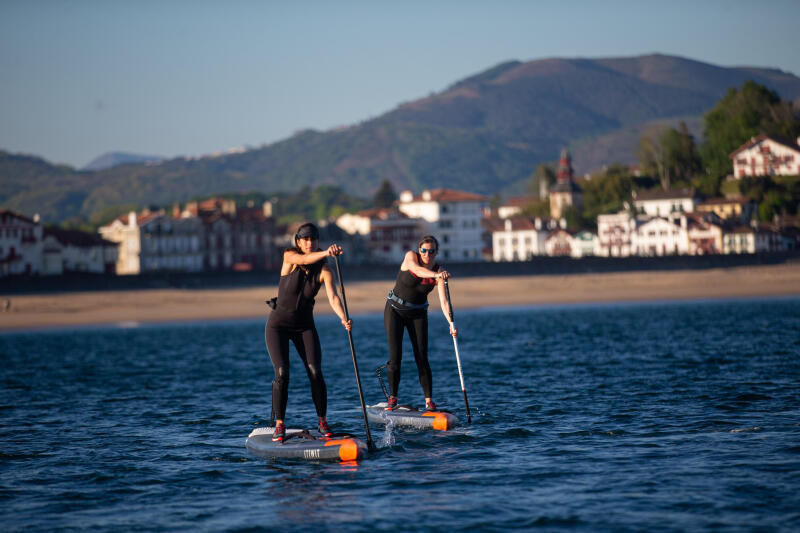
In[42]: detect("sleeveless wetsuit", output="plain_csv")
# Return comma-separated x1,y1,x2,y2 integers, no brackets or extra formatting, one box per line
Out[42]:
265,257,327,421
384,254,439,398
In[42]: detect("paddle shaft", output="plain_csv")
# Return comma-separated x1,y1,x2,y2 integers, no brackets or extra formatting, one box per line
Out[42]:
444,279,472,423
333,255,375,451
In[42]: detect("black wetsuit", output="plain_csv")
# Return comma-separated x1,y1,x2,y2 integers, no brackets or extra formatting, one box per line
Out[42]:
384,255,439,398
265,258,327,421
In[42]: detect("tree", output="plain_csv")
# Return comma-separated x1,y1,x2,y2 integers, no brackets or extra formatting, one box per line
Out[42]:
638,122,702,190
637,125,670,190
528,163,556,199
488,193,502,213
580,164,637,227
560,205,583,230
701,80,800,178
662,122,701,186
372,179,397,208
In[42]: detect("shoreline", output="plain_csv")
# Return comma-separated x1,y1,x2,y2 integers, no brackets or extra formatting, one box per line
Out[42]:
1,263,799,332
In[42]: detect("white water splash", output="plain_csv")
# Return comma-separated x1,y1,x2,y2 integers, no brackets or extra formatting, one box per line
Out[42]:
381,416,396,447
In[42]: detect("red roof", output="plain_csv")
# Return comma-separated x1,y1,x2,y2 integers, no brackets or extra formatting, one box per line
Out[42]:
356,207,409,220
729,134,800,157
503,196,535,208
409,188,487,203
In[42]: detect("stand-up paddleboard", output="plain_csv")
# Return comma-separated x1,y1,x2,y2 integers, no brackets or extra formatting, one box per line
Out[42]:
245,427,368,462
367,403,459,431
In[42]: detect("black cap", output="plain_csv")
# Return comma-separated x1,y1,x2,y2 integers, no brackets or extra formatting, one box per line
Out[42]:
295,223,319,240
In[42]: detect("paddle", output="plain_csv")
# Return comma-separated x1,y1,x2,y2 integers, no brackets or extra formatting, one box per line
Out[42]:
333,255,376,452
444,279,472,423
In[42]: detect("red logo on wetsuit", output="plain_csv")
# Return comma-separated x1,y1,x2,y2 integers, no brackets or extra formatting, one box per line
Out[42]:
410,270,437,286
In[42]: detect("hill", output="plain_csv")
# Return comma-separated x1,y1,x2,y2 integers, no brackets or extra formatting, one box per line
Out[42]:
81,152,164,171
2,54,799,223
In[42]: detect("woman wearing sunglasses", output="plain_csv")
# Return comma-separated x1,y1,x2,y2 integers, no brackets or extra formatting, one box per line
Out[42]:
384,235,457,412
265,222,353,443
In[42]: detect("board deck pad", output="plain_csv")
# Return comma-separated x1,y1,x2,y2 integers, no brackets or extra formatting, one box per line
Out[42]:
245,427,368,462
367,403,459,431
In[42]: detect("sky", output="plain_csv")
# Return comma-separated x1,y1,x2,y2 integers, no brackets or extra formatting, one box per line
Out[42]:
1,0,799,169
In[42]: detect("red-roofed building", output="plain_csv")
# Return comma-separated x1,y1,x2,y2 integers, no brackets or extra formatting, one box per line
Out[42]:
397,188,487,261
730,134,800,178
686,213,724,255
336,207,425,264
631,215,688,256
544,228,575,257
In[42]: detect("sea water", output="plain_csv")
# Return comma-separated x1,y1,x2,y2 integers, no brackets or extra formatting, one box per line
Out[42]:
2,297,799,532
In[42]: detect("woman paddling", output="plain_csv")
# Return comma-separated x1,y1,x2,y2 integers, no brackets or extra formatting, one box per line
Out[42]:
265,222,352,443
384,235,457,411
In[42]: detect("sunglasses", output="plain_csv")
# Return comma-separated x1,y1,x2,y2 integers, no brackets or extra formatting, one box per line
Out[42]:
419,247,437,254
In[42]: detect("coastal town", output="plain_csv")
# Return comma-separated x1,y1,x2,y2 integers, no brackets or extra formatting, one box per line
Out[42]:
2,133,799,279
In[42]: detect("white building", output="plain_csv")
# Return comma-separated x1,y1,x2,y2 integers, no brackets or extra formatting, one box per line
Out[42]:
597,211,636,257
41,228,118,275
686,214,724,255
398,188,487,262
572,230,599,258
489,216,562,261
722,224,783,254
203,214,234,271
0,210,43,276
545,229,575,257
632,215,688,256
336,207,425,264
632,188,698,217
730,135,800,178
100,210,204,274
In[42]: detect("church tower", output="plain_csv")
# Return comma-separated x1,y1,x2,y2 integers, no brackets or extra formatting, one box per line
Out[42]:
549,148,582,219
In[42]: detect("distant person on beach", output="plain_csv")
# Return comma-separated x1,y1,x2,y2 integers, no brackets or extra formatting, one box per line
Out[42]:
265,222,352,443
384,235,457,412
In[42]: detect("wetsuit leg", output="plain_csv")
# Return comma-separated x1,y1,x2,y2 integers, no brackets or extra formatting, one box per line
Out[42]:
265,321,290,420
406,311,432,398
384,301,405,397
291,326,327,418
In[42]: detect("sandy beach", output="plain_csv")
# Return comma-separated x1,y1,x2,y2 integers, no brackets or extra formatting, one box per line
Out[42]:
1,263,799,331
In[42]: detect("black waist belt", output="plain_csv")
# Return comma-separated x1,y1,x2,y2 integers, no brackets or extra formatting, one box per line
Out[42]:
387,289,429,310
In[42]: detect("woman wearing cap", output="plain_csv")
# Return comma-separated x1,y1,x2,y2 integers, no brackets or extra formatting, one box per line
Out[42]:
384,235,457,412
265,222,352,443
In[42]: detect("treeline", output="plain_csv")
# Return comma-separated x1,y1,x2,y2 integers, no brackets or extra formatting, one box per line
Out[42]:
523,80,800,228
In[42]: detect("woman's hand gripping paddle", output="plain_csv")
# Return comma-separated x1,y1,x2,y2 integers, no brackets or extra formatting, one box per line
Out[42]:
444,279,472,423
333,255,376,452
